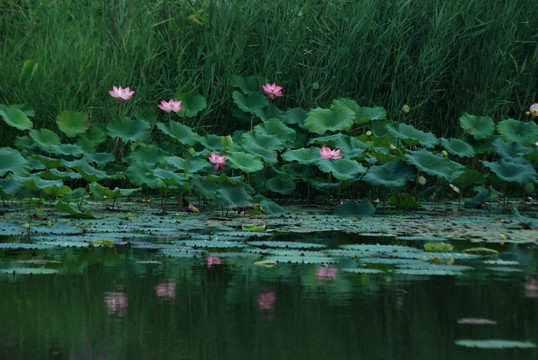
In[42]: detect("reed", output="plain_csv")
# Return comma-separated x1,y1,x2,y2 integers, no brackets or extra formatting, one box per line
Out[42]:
1,0,536,143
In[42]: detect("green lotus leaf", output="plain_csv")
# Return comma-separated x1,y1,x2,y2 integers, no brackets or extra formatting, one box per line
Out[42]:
285,107,308,127
0,147,31,176
84,152,115,167
335,136,368,159
0,179,24,198
386,123,438,148
89,182,142,199
28,128,60,150
206,173,244,184
265,176,296,195
363,160,416,190
452,169,485,190
216,183,253,208
405,149,466,182
483,159,536,185
226,151,264,173
156,120,199,146
230,74,266,94
281,147,320,164
9,174,63,192
124,145,166,164
254,118,295,145
459,113,495,140
55,200,95,219
0,106,33,130
440,137,475,158
334,199,375,217
308,133,344,145
174,92,207,118
252,194,288,214
388,193,419,209
50,143,84,157
126,161,163,189
32,154,61,169
304,106,356,134
46,168,82,181
56,110,90,137
331,99,387,124
43,184,71,198
152,167,189,187
318,158,367,181
192,178,219,199
107,116,150,142
255,104,286,122
241,132,284,151
63,159,107,182
491,137,531,160
199,134,225,152
460,135,491,154
497,118,538,146
76,124,107,152
241,144,278,165
232,90,268,114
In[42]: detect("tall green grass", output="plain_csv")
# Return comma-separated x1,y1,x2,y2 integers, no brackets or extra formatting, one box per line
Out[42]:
1,0,537,143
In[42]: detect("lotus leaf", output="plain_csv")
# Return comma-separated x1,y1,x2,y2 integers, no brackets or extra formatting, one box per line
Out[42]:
232,90,268,114
29,129,60,149
440,137,475,158
459,113,495,140
107,116,150,143
226,151,264,173
255,118,295,144
317,158,367,181
491,137,532,160
174,92,207,117
0,106,33,130
304,106,356,134
334,200,375,217
285,107,308,127
497,118,538,146
56,110,90,137
483,159,536,185
156,121,199,146
50,144,85,157
265,176,296,195
363,160,415,189
216,183,253,208
386,123,438,148
0,147,31,176
282,147,320,164
405,149,465,182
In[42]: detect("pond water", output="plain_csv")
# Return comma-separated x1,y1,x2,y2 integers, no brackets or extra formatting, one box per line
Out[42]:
1,231,537,359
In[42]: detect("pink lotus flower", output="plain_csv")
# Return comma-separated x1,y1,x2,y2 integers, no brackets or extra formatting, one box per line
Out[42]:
206,256,223,268
158,99,183,113
208,152,226,171
319,145,342,160
262,83,283,100
257,290,276,310
530,103,538,117
108,85,135,100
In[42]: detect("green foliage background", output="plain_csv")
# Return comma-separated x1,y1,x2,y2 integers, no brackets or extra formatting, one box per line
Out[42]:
1,0,537,142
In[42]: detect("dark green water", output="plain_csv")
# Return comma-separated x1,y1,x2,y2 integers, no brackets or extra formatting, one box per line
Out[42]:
1,242,537,360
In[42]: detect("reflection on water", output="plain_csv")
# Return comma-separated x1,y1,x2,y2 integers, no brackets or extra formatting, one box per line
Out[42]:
0,241,537,359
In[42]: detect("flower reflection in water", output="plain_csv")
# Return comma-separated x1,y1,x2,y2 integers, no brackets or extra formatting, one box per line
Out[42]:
155,279,176,301
316,266,339,285
206,256,223,268
524,277,538,299
257,290,276,310
103,290,128,316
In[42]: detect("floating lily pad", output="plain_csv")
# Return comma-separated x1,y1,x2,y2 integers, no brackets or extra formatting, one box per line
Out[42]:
242,224,266,232
455,339,536,349
247,241,326,249
457,318,497,325
0,267,60,275
393,268,463,276
463,247,499,256
266,255,336,264
424,242,454,252
342,268,384,274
